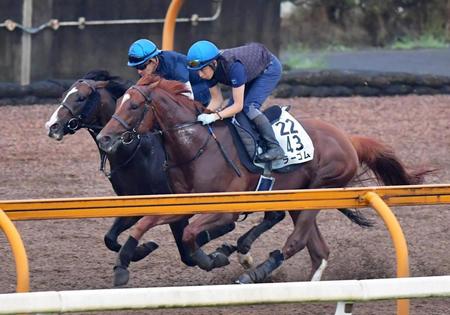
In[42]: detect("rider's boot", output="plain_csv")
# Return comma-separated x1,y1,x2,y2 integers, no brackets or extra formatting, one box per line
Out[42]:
113,236,138,286
252,114,284,162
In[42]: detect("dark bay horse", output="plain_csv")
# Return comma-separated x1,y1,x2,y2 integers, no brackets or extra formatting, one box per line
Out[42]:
45,70,233,268
97,74,429,284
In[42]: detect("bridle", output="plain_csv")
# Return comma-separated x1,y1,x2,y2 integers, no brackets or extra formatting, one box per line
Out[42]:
60,79,147,178
109,83,240,176
61,80,103,133
110,85,156,145
110,84,212,167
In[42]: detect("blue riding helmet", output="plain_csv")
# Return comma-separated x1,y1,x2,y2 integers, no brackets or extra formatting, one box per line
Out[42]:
187,40,221,70
127,39,161,67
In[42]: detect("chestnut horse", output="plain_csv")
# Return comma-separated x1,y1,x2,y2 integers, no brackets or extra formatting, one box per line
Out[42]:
97,74,428,284
45,70,233,268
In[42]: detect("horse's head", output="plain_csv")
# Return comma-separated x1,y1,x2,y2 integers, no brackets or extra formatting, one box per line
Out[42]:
45,79,109,140
97,74,198,154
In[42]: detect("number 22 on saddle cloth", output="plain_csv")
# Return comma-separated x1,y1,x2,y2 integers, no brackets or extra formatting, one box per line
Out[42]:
260,107,314,170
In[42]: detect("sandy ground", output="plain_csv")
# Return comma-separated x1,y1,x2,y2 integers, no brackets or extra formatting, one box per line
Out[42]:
0,95,449,314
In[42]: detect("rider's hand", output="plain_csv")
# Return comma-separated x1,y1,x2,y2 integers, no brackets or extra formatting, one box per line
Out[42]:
197,113,219,125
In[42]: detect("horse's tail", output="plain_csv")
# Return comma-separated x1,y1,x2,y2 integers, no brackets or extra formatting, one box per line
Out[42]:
339,208,374,227
350,135,433,185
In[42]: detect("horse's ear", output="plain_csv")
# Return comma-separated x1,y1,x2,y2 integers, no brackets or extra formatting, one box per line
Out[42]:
94,80,109,89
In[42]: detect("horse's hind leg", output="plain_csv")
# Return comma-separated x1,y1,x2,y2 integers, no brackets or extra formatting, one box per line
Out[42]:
237,210,320,284
235,211,286,268
308,220,329,281
237,211,286,254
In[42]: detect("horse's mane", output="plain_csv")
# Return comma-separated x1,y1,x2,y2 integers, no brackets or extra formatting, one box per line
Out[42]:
136,74,203,111
82,70,132,100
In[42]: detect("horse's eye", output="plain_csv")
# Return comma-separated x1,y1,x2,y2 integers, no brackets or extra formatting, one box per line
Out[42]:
78,96,86,102
130,103,139,110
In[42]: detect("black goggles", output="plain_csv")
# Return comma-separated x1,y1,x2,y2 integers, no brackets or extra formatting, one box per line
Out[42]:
134,60,150,70
128,55,145,64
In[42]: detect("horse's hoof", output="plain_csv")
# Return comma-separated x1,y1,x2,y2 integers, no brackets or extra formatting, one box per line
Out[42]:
113,266,130,287
236,273,253,284
214,243,237,257
104,234,121,252
209,252,230,268
236,240,251,255
131,241,159,262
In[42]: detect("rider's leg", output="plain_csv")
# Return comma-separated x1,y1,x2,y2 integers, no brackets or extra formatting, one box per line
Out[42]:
251,112,284,162
242,55,284,162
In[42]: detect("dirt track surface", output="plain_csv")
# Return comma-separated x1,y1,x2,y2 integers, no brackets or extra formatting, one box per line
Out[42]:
1,95,449,315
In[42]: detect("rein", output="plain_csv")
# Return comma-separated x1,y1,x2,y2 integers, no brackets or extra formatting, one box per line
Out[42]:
163,128,212,171
112,82,240,176
99,134,143,179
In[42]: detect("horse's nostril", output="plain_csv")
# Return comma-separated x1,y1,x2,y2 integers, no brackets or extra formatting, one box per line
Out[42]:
50,123,60,131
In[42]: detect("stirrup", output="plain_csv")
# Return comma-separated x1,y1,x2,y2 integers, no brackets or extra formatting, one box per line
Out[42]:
256,148,284,162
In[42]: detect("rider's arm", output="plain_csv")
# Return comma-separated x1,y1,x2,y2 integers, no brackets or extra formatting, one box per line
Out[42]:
214,61,246,119
216,85,244,119
206,84,224,112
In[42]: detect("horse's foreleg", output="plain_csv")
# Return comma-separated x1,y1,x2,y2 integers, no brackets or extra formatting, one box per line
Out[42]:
114,235,138,286
113,215,180,286
104,216,142,252
169,219,194,266
170,219,236,267
182,213,239,271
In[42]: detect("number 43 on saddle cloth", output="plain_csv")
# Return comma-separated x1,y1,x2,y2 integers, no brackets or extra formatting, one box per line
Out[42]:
255,106,314,170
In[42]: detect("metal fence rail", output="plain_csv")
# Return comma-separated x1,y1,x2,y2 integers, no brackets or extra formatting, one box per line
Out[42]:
1,184,449,220
1,184,449,315
1,276,449,314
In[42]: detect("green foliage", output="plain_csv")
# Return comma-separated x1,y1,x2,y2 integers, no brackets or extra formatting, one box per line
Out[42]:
280,44,327,69
391,35,449,50
281,0,450,49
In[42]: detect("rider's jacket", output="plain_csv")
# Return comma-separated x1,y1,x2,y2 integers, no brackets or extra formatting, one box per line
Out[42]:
213,43,272,86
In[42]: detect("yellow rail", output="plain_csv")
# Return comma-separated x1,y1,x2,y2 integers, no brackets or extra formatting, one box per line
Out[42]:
0,209,29,293
1,183,449,315
1,184,449,221
364,192,410,315
162,0,184,50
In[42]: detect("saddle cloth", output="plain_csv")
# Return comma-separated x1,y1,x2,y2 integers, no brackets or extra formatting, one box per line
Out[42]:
227,105,314,173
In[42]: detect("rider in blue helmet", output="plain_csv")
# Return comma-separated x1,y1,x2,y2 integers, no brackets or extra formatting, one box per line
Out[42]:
187,40,284,163
127,39,210,105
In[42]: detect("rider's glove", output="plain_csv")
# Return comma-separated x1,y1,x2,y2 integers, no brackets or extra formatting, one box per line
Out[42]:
197,113,219,125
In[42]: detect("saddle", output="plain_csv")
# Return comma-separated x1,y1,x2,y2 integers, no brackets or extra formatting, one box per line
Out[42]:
225,105,314,174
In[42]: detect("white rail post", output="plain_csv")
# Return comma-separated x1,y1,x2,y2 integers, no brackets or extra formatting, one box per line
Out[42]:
335,302,353,315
